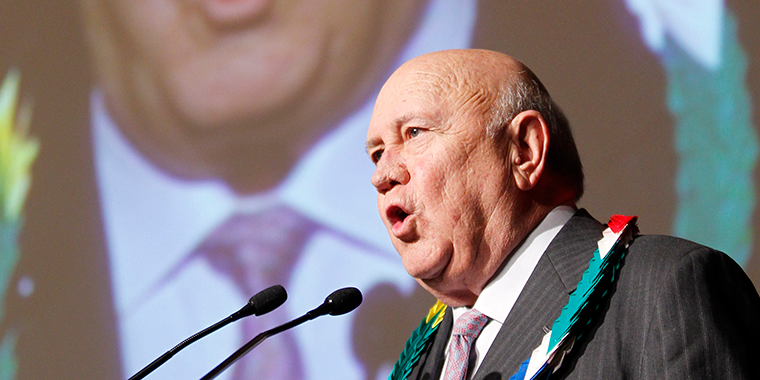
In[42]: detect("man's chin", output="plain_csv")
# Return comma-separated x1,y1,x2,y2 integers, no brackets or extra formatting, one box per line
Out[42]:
402,254,448,283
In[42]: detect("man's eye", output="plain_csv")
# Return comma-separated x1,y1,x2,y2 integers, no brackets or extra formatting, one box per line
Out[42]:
407,127,422,138
371,150,383,163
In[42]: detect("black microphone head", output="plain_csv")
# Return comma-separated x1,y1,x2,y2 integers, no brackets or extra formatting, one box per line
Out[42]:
249,284,287,316
324,287,363,316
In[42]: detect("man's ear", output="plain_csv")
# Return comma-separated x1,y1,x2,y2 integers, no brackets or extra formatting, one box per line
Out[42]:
508,110,549,191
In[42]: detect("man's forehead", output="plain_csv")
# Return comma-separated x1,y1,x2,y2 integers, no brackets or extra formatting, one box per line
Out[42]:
392,49,517,89
398,59,466,90
368,50,518,140
371,67,441,113
376,63,478,121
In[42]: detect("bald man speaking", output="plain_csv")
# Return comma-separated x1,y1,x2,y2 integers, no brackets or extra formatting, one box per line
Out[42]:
366,49,760,380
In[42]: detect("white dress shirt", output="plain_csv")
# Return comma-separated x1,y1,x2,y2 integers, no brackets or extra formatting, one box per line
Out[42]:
92,1,478,379
439,206,576,380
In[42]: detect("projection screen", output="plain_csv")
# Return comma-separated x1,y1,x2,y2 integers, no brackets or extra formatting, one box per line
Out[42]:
0,0,758,378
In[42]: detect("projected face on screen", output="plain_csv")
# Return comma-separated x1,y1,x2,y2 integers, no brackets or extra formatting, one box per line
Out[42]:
79,0,423,192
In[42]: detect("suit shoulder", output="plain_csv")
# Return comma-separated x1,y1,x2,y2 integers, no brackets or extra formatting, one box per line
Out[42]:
614,235,760,378
620,234,759,305
625,234,731,268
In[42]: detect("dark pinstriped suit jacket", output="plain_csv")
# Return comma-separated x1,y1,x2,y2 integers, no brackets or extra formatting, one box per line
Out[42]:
406,209,760,379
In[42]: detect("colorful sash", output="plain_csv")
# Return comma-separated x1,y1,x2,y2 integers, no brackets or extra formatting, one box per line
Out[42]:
510,214,638,380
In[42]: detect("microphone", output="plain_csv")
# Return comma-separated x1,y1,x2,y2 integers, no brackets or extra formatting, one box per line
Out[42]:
128,284,287,380
231,284,288,319
200,287,363,380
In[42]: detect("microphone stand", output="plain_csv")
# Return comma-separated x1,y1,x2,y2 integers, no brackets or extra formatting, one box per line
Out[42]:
199,305,328,380
129,316,236,380
200,287,361,380
128,284,286,380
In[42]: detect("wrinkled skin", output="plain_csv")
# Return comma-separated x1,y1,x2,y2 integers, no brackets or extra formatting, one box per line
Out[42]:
366,50,556,306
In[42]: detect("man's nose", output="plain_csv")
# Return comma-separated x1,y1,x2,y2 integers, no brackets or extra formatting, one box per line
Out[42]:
371,150,409,194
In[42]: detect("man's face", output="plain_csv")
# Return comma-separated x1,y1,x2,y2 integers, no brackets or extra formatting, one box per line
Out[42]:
366,63,520,306
79,0,422,191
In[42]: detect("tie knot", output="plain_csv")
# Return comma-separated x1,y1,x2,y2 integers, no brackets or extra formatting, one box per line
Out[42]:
452,309,489,338
198,205,315,293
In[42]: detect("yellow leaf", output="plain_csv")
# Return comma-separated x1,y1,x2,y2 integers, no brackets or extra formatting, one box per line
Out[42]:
0,70,38,221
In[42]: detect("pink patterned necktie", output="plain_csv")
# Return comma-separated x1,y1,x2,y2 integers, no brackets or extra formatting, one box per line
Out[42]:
443,309,490,380
196,206,315,380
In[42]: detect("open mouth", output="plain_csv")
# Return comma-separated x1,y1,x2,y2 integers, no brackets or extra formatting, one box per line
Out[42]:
386,205,418,242
386,205,410,226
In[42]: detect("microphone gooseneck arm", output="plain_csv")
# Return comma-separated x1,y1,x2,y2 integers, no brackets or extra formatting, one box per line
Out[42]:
128,284,287,380
199,287,363,380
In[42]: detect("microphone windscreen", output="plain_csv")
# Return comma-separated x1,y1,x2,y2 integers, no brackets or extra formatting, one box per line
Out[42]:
325,287,363,316
250,285,287,316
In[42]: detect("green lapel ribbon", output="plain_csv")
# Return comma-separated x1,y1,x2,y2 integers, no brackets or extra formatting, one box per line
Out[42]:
388,300,447,380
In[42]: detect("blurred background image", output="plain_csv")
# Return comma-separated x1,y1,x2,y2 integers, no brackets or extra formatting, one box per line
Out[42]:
0,0,758,379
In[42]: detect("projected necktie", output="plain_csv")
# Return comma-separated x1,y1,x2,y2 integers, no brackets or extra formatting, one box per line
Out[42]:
197,205,314,380
443,309,490,380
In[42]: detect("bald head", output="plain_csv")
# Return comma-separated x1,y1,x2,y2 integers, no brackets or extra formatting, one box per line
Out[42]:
378,49,583,192
369,49,583,208
377,49,526,123
366,49,583,306
369,50,527,151
392,49,525,83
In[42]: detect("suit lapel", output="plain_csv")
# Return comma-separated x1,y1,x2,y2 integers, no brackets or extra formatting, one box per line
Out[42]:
473,210,605,379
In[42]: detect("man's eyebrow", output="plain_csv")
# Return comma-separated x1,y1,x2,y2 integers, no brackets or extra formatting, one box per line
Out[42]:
365,139,381,154
365,113,428,154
